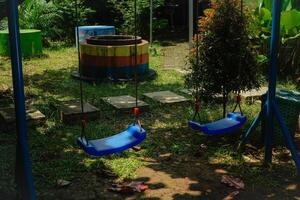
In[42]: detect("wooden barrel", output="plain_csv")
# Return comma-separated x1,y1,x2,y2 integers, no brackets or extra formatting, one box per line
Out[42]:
80,38,149,79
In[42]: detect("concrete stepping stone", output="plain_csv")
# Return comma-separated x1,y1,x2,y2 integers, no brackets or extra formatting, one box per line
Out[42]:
143,91,189,105
60,101,100,124
102,95,149,113
0,106,45,132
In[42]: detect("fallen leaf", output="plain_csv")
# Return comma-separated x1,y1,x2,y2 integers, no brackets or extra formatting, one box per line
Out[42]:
127,181,149,192
132,146,142,152
223,191,240,200
57,179,71,187
108,181,148,193
221,175,245,190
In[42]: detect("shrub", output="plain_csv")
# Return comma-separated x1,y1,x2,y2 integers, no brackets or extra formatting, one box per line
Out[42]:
52,0,94,41
18,0,94,42
186,0,261,117
108,0,165,37
252,0,300,79
0,17,7,30
19,0,61,40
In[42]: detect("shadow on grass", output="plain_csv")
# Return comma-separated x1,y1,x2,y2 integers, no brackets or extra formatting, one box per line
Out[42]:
3,66,299,199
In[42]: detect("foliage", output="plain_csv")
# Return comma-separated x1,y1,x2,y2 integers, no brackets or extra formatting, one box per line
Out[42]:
51,0,94,41
186,0,261,117
18,0,94,42
0,0,7,21
256,0,300,41
84,0,122,27
0,0,23,28
107,0,165,36
253,0,300,78
0,17,7,30
0,42,298,198
19,0,61,40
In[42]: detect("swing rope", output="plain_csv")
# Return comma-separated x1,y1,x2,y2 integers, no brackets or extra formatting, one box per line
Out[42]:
133,0,141,127
192,0,201,121
75,0,147,157
75,0,86,140
233,0,244,116
192,0,244,120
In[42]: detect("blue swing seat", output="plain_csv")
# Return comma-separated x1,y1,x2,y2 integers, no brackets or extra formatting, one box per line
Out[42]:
188,112,247,136
77,124,146,156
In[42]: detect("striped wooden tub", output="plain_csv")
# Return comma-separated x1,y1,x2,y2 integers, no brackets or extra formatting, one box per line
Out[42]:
80,35,149,80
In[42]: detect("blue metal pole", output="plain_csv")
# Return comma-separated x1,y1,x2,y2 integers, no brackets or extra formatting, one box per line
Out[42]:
272,101,300,171
7,0,36,199
264,0,281,164
239,106,264,148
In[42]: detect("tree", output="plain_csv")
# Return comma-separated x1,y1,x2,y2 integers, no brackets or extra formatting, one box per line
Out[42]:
186,0,261,117
108,0,165,36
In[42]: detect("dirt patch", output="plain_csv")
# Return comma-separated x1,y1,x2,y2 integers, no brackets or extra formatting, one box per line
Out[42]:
131,157,300,200
41,155,300,200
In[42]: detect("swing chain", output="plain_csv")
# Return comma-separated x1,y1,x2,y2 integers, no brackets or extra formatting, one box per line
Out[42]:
134,107,142,130
232,93,243,115
80,116,87,140
192,97,201,121
236,94,241,104
195,97,200,113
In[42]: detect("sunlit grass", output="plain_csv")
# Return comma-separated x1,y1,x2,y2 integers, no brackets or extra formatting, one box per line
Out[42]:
0,42,299,198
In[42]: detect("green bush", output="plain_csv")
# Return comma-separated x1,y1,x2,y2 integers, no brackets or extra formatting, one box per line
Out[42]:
0,0,7,21
252,0,300,79
0,17,7,30
186,0,261,117
108,0,164,37
84,0,122,28
12,0,167,42
18,0,94,42
19,0,61,40
52,0,94,41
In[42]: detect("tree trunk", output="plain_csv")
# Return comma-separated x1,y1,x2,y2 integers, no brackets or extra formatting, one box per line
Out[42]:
222,89,227,118
0,0,24,21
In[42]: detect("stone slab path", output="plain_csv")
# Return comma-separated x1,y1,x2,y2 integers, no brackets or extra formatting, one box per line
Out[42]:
143,91,189,105
0,106,45,131
60,101,100,124
102,95,149,113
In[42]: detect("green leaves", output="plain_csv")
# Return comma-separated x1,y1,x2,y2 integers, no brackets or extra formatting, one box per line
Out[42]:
256,0,300,39
258,0,293,11
18,0,94,41
108,0,164,36
281,9,300,36
253,0,300,78
186,0,261,113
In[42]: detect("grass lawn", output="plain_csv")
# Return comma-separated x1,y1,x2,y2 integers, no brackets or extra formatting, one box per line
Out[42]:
0,41,299,199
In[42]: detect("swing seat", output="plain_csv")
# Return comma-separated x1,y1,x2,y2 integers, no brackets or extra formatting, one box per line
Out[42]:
188,112,247,136
77,124,146,156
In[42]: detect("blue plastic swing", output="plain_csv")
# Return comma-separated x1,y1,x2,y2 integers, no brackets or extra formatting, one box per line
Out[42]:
188,112,247,136
77,124,146,156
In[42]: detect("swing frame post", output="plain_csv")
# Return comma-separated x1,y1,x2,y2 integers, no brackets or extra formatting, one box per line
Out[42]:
239,0,300,173
149,0,153,46
188,0,193,47
7,0,36,198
